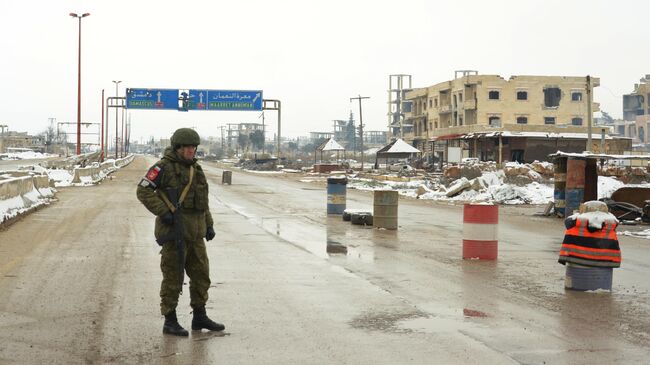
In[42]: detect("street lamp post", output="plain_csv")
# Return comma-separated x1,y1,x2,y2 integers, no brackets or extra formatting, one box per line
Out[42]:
112,80,121,159
69,12,90,155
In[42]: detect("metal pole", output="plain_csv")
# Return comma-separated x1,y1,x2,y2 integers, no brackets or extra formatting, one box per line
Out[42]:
277,101,281,159
112,81,121,159
70,13,89,154
121,102,125,158
100,89,104,161
105,98,109,159
350,95,370,171
76,16,81,155
587,75,593,152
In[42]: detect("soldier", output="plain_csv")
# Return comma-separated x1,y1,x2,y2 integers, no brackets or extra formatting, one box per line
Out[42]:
136,128,224,336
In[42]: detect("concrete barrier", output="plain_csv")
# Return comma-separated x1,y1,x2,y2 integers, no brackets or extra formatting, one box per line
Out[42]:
69,155,134,185
32,175,50,190
72,167,101,184
0,176,35,200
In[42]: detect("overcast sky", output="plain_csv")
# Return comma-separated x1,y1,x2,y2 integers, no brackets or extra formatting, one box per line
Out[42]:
1,0,648,145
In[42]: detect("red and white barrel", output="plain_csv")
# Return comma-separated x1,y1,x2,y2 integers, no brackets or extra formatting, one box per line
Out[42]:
462,204,498,260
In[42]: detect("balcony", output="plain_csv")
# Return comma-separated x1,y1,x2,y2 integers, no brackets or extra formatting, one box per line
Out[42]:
438,105,451,114
463,99,477,110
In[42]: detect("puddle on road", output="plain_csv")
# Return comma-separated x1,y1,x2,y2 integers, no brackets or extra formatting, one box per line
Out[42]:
221,198,378,263
350,306,489,334
192,332,231,341
350,309,428,333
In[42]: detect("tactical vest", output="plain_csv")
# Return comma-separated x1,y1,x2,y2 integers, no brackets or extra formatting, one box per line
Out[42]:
559,218,621,268
159,159,209,211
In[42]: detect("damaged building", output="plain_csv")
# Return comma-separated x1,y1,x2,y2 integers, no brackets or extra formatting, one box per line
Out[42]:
401,71,631,163
619,75,650,151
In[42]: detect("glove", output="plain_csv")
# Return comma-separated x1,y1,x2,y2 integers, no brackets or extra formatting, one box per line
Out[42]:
206,226,216,241
160,212,174,225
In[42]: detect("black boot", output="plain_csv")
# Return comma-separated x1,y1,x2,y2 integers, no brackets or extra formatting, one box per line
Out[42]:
192,306,225,332
163,310,189,337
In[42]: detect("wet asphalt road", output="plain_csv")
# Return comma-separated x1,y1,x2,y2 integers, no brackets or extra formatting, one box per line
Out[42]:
1,155,650,364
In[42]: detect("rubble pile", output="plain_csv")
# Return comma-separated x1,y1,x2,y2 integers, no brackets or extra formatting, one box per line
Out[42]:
599,165,649,184
432,160,556,203
237,159,278,171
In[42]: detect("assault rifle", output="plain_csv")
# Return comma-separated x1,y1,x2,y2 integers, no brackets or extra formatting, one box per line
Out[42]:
166,187,185,294
156,187,185,294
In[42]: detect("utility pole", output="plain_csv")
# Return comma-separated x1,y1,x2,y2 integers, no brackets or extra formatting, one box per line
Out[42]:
100,89,104,161
586,75,593,152
350,95,370,171
218,126,226,150
258,111,266,155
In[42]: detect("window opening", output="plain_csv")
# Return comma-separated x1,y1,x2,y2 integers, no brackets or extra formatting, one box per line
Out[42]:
544,87,561,107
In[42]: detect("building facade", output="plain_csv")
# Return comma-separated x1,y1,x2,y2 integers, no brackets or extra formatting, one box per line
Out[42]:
0,131,45,153
623,76,650,121
400,72,627,163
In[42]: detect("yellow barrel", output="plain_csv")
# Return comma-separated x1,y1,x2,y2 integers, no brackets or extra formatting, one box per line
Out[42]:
373,190,398,230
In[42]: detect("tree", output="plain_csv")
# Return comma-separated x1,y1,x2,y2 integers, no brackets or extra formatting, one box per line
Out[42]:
38,120,58,153
346,119,356,151
249,130,265,151
237,134,250,153
301,142,316,154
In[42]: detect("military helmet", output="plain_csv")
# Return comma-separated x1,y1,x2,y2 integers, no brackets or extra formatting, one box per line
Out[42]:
171,128,201,147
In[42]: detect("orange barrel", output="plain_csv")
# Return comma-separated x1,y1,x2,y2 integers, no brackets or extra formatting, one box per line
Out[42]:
462,204,498,260
373,190,398,230
565,158,586,216
222,170,232,185
553,157,567,217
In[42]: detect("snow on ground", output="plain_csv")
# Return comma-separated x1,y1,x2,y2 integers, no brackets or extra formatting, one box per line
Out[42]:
0,155,133,224
0,186,55,224
243,169,284,174
46,169,74,187
598,176,625,199
0,151,56,160
621,229,650,239
348,174,554,205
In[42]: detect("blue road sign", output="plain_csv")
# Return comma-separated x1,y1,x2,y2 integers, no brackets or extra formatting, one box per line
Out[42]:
188,89,208,110
126,88,180,110
126,88,263,111
205,90,263,111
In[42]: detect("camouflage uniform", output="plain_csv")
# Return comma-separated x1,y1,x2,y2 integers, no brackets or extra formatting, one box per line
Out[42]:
137,145,214,316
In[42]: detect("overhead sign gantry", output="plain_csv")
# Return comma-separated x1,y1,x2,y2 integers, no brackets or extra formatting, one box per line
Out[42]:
125,88,263,112
112,87,281,159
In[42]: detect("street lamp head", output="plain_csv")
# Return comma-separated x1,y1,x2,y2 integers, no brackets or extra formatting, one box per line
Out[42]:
82,13,90,17
69,13,78,18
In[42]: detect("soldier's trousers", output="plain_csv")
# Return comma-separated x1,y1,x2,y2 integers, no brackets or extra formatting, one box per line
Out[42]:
159,239,211,315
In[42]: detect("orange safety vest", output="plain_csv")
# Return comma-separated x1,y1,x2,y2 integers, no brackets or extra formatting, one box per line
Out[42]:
559,217,621,268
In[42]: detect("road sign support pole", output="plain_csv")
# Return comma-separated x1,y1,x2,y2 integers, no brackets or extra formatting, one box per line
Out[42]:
263,99,282,159
100,89,104,162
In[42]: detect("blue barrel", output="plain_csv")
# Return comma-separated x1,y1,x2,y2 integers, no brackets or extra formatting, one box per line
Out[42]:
553,157,567,217
327,177,347,214
565,188,584,216
565,263,613,291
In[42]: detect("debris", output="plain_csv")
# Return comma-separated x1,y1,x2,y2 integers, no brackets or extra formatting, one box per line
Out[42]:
446,178,471,197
